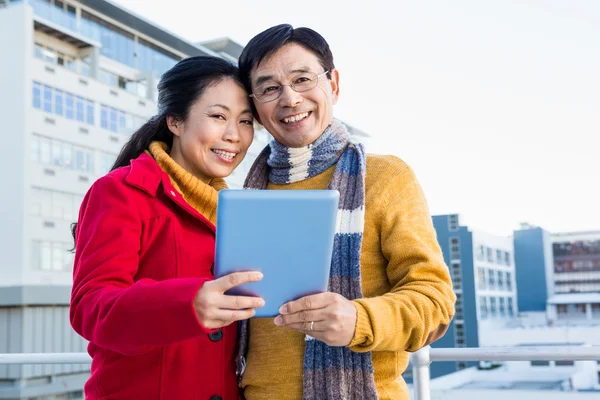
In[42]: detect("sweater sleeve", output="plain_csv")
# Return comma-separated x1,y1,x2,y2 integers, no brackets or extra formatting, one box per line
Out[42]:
70,175,212,356
348,161,456,353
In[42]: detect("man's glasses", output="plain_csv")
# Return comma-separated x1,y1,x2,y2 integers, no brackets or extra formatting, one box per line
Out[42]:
250,71,329,103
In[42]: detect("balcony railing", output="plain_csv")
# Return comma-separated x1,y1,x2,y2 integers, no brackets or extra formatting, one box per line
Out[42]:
2,346,600,399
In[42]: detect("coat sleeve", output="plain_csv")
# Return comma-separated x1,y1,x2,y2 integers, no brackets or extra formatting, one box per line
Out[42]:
349,162,456,353
70,175,212,356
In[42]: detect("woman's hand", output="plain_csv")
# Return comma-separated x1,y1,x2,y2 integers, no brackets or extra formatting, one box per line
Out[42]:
273,292,357,346
194,271,265,329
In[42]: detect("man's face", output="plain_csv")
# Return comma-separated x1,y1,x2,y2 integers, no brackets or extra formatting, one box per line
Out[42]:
250,43,339,148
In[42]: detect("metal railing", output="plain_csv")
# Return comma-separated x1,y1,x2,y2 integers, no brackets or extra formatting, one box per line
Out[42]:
411,345,600,400
2,346,600,399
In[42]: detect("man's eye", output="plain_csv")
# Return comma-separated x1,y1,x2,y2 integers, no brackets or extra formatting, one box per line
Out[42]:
263,86,279,94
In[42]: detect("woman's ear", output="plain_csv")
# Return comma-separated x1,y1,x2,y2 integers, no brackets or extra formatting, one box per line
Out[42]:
166,115,182,137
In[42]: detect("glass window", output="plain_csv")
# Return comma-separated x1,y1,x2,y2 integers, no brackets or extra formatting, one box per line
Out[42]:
40,137,51,164
65,93,74,119
478,268,486,289
41,188,52,217
54,89,64,116
497,270,504,289
86,100,94,125
76,96,85,122
52,140,62,166
531,360,550,367
32,82,42,109
62,142,72,169
86,151,93,174
118,110,126,134
109,107,117,132
34,43,44,59
504,251,511,266
499,297,506,316
490,297,497,317
496,249,503,264
52,191,65,219
31,187,42,216
31,135,40,162
52,242,63,271
487,247,494,262
506,272,512,291
43,85,53,112
62,194,74,221
479,296,488,319
557,304,568,314
41,241,51,270
555,360,575,366
31,240,41,270
101,105,108,129
508,297,514,316
488,269,496,289
75,147,85,172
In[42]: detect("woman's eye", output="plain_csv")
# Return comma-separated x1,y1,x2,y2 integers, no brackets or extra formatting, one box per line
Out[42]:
211,114,225,120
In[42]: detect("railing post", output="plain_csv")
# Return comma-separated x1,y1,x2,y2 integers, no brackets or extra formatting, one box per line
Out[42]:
411,346,432,400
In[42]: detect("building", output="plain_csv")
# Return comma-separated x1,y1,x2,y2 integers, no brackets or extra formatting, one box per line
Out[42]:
514,225,600,324
0,0,227,398
428,214,517,379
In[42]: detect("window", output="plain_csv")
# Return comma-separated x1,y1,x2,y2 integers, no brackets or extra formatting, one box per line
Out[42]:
488,269,496,289
455,293,463,320
76,96,85,122
531,360,550,367
86,100,95,125
451,262,461,290
457,361,467,370
496,249,503,264
557,304,568,314
54,89,64,116
504,251,511,266
32,82,41,109
65,93,74,119
499,297,505,317
497,270,504,290
109,107,117,132
508,297,514,317
101,105,109,129
555,360,575,366
575,304,586,313
31,240,73,272
487,247,494,262
40,136,51,164
43,85,53,112
479,296,488,319
490,297,497,317
450,237,460,260
448,214,459,231
478,268,486,289
476,245,485,261
506,271,512,291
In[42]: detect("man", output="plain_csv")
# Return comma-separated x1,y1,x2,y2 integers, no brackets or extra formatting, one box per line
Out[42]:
237,24,456,400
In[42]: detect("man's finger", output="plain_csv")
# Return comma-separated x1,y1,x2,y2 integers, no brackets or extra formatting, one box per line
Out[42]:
212,271,263,292
279,292,333,315
274,309,323,326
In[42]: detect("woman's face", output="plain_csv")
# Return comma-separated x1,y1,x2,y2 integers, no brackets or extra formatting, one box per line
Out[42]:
168,78,255,182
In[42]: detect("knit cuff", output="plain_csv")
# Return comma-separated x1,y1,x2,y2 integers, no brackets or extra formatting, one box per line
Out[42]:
348,300,373,351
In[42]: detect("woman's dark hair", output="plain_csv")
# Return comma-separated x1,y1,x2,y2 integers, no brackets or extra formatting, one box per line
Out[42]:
238,24,335,98
71,56,243,244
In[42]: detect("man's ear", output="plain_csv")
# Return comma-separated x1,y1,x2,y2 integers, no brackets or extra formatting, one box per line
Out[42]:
329,69,340,105
166,115,182,137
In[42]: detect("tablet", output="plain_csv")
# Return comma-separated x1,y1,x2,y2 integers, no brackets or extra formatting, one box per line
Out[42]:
214,189,339,317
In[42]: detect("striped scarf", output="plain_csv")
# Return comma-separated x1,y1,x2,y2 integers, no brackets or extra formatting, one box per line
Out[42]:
238,120,378,400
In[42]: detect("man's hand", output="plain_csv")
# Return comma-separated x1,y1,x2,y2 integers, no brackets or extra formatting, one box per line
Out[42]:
273,292,357,347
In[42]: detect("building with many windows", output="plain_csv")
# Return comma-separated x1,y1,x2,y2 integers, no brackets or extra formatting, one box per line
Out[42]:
514,225,600,324
0,0,226,398
427,214,518,379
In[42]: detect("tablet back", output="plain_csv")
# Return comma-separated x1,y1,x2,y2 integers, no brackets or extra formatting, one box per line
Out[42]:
214,189,339,317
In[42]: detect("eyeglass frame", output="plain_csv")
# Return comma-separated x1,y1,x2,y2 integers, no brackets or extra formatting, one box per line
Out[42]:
249,70,330,103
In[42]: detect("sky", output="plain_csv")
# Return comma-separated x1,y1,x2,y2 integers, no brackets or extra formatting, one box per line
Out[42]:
115,0,600,236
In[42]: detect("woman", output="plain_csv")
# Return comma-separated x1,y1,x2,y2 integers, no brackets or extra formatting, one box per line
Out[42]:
70,56,264,400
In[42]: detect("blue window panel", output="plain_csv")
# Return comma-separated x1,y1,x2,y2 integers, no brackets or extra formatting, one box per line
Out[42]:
43,85,53,113
76,96,85,122
109,108,117,132
54,90,64,116
100,105,108,129
86,100,94,125
118,111,126,134
65,93,74,119
32,82,41,109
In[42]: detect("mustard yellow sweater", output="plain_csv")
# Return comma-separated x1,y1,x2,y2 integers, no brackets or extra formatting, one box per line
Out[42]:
242,154,456,400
